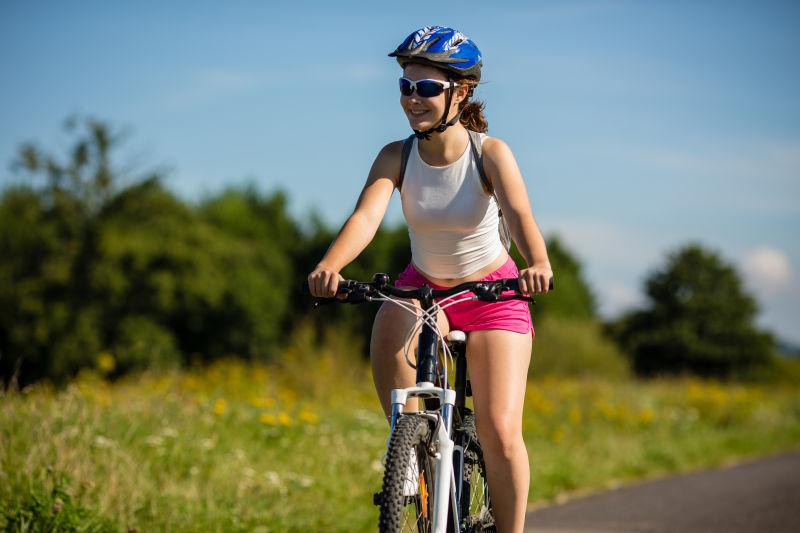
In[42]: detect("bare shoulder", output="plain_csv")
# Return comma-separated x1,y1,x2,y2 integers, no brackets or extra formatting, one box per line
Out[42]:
377,139,405,163
371,139,407,187
481,136,518,184
482,136,514,163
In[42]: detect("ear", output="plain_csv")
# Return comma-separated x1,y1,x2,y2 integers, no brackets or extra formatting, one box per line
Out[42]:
452,83,470,107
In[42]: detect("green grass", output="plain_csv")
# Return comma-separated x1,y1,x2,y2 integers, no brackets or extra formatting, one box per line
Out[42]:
2,325,799,531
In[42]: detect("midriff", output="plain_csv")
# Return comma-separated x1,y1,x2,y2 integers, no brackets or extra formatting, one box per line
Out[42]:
412,249,510,288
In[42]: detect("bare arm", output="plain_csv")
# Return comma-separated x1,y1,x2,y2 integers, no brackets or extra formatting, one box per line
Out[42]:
308,141,402,297
483,137,553,295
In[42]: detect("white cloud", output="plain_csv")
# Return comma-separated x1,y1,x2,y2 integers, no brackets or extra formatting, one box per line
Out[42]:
741,246,792,292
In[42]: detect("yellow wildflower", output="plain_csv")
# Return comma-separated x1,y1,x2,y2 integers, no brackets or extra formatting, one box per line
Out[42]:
298,409,319,424
96,352,116,374
250,397,276,409
260,413,278,425
214,398,226,416
277,412,293,426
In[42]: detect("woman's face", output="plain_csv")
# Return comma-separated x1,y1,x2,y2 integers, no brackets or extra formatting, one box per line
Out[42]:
400,63,466,130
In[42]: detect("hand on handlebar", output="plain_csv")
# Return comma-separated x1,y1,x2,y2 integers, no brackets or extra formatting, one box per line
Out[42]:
307,266,345,298
518,263,554,296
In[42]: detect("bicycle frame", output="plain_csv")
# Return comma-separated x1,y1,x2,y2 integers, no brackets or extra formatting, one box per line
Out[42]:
307,272,547,531
387,285,462,533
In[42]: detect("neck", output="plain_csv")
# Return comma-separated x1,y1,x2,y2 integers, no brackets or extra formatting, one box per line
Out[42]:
418,119,467,156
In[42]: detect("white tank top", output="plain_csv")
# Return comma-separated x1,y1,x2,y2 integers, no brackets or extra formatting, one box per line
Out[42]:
400,133,504,279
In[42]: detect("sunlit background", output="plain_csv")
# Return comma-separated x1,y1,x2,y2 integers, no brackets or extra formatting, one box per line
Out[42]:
3,0,797,343
3,3,800,531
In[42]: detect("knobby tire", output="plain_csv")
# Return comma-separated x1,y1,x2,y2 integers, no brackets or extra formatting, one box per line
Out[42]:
458,410,496,532
379,414,437,533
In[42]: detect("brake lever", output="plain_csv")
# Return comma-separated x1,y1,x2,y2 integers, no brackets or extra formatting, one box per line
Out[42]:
312,285,376,308
312,298,338,309
472,282,502,302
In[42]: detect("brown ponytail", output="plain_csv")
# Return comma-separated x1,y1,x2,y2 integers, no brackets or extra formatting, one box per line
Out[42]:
458,78,488,133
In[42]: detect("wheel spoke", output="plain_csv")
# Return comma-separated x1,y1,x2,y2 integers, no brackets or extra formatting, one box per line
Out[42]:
379,415,436,533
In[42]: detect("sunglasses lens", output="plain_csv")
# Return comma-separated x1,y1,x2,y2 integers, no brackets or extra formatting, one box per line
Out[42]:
399,78,414,96
417,80,445,97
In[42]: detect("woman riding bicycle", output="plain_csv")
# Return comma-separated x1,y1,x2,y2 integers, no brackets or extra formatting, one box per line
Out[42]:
307,26,553,532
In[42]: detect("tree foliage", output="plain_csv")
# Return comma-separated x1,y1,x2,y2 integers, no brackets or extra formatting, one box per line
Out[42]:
0,117,601,386
0,119,296,386
609,244,774,379
511,235,596,322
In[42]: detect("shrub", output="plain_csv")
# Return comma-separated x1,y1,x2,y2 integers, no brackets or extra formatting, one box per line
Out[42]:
610,243,774,379
530,317,630,380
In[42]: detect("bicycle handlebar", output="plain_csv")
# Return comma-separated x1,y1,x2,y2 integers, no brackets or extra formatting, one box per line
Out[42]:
304,273,554,307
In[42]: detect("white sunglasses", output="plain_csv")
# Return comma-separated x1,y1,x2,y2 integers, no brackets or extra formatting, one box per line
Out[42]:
399,77,459,97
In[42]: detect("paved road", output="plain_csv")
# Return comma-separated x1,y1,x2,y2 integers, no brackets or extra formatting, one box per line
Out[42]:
524,451,800,532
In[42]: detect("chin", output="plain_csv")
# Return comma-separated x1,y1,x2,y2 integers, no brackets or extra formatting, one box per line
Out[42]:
408,120,430,130
406,115,433,130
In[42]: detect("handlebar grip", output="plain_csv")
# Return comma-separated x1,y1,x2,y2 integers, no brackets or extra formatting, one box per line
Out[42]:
506,277,554,292
303,278,358,297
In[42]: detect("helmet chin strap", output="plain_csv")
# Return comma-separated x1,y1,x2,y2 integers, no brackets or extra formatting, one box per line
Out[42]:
413,79,462,141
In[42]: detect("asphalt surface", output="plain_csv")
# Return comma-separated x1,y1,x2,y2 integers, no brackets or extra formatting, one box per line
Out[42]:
524,451,800,532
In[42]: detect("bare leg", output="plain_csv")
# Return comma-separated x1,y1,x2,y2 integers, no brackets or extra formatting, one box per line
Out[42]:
466,329,532,533
369,292,449,421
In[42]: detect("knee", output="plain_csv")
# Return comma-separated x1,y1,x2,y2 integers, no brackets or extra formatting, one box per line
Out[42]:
370,303,416,354
477,416,525,460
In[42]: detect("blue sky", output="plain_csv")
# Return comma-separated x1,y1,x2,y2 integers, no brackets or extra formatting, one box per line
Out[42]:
2,1,799,343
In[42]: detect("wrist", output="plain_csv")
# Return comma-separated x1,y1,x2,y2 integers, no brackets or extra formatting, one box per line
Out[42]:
316,261,338,272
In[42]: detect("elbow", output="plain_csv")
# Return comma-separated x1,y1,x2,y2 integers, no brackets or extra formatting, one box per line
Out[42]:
348,210,381,234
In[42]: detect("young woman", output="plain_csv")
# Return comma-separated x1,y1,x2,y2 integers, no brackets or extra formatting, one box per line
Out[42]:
307,26,553,533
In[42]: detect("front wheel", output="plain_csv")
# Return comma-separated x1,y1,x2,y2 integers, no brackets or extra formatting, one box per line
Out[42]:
378,414,438,533
458,410,496,532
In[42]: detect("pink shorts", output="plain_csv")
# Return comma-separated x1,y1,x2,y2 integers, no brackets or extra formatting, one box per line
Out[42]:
395,256,534,336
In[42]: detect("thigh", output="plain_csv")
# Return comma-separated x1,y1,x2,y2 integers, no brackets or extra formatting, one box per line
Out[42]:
371,289,450,416
466,330,532,435
371,288,450,349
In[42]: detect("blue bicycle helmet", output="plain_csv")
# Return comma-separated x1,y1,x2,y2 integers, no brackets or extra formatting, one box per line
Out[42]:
389,26,483,140
389,26,482,81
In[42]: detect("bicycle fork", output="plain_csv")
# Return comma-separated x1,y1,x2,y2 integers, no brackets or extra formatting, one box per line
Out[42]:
390,385,458,533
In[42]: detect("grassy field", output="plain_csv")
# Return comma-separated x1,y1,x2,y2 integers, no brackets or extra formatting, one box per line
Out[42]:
2,328,800,532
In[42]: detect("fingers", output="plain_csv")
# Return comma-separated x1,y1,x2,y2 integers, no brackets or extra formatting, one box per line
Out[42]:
536,272,550,294
327,273,339,297
519,268,552,295
308,269,341,298
519,276,530,297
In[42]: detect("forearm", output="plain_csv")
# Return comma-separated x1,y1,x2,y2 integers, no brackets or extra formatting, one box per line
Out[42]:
508,213,550,268
316,212,379,272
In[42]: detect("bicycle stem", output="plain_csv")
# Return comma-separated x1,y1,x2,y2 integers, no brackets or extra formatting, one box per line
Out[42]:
416,284,440,387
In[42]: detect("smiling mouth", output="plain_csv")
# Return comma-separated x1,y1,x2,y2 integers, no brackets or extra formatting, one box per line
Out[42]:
409,109,429,117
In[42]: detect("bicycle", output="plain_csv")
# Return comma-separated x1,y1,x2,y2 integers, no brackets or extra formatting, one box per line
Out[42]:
308,272,552,533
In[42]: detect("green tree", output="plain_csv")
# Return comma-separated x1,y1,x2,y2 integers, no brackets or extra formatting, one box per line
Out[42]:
295,216,411,350
610,243,773,378
1,118,301,386
0,115,122,385
510,234,596,321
